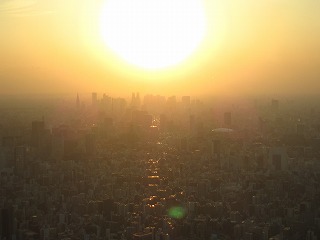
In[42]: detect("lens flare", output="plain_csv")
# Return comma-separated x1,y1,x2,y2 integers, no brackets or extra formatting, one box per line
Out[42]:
168,206,186,219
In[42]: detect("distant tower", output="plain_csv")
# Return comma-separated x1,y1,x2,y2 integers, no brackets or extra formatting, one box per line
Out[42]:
14,146,26,176
76,93,80,109
131,92,136,108
131,92,141,109
190,115,195,132
182,96,191,108
268,147,288,171
136,92,141,108
92,92,98,107
167,96,177,110
271,99,279,112
211,139,221,159
85,133,96,156
31,120,45,148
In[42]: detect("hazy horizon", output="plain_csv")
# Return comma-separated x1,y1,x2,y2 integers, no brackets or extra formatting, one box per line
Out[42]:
1,0,320,96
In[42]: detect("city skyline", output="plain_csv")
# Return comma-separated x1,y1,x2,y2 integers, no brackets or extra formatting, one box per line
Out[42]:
2,1,320,239
1,89,320,239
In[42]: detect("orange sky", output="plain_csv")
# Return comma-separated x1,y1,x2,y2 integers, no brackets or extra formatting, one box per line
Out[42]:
1,0,320,96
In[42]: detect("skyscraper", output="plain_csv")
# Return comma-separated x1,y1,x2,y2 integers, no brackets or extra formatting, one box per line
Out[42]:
92,92,98,107
0,207,14,239
271,99,279,112
131,92,141,109
14,146,26,176
76,93,80,109
182,96,191,108
31,120,45,148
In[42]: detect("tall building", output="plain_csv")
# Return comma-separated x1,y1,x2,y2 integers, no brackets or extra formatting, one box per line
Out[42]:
103,199,114,220
268,147,288,171
190,115,195,132
14,146,27,176
131,92,141,109
31,120,45,148
0,207,14,240
92,92,98,107
102,94,112,112
132,110,153,128
182,96,191,108
76,93,80,109
211,139,221,158
136,92,141,108
112,98,127,116
0,136,16,168
271,99,279,112
131,92,136,108
167,96,176,111
85,133,96,156
306,230,318,240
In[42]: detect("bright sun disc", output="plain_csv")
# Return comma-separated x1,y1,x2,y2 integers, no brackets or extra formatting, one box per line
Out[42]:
100,0,207,70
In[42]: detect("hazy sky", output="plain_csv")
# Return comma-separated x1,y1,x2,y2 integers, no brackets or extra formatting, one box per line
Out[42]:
1,0,319,96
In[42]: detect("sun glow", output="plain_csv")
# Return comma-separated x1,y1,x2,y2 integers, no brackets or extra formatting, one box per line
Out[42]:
100,0,207,70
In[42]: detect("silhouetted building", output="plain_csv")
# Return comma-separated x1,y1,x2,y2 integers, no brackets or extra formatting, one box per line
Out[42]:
131,92,141,109
103,199,114,220
14,146,26,176
190,115,196,132
0,207,14,240
76,93,80,109
182,96,191,109
268,147,288,171
211,139,221,163
92,92,98,107
31,120,45,148
167,96,177,110
271,99,279,112
85,133,96,156
136,92,141,108
132,110,153,128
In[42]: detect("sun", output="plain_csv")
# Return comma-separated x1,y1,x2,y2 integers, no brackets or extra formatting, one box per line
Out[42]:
99,0,207,70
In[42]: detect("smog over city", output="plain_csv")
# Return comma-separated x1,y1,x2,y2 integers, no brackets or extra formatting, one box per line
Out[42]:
1,0,320,240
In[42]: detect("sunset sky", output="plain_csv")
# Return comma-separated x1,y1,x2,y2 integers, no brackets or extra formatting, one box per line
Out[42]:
1,0,320,96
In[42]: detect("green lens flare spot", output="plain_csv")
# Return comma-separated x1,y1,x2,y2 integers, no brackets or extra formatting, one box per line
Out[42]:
168,207,186,219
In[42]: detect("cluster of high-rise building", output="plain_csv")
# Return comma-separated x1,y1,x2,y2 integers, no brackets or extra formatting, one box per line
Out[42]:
1,93,320,240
